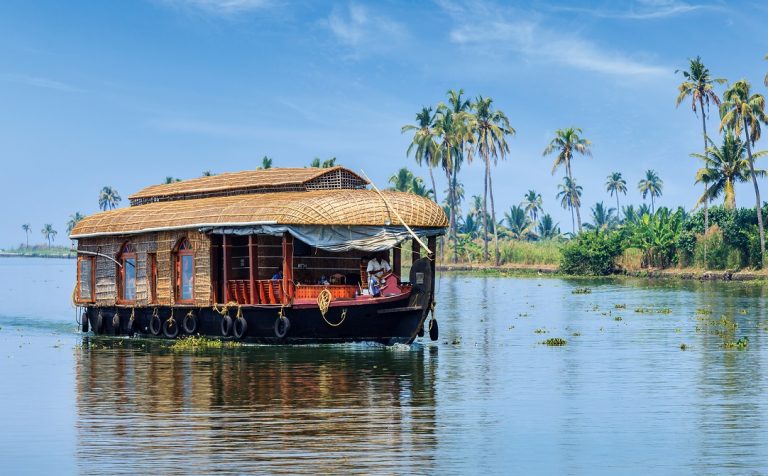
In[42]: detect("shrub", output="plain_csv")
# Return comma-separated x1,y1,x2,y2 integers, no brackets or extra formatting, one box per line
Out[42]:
560,230,624,275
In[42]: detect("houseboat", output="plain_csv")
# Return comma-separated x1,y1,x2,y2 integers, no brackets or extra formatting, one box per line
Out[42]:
70,167,447,345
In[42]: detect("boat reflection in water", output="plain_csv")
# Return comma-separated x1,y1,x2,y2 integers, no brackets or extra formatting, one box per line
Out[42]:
75,339,438,474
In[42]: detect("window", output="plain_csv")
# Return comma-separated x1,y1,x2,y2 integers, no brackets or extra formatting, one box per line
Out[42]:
175,238,194,303
77,256,95,303
118,242,137,304
148,253,158,304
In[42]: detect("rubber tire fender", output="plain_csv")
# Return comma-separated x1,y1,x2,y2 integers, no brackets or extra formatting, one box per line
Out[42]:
220,315,233,337
274,316,290,339
112,313,121,335
163,318,180,339
150,314,162,336
183,312,198,334
233,317,248,340
429,319,439,342
82,311,89,333
94,312,104,334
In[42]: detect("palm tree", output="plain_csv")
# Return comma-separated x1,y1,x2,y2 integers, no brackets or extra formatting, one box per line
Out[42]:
402,107,440,204
543,128,592,232
409,176,433,198
605,172,627,219
98,186,121,211
21,223,31,248
583,202,618,231
720,79,768,263
389,167,414,192
66,212,84,235
259,156,273,169
310,157,336,168
638,169,663,212
557,176,582,234
469,95,515,264
521,190,543,224
201,170,215,177
537,214,561,240
504,205,532,240
41,224,57,247
164,176,181,184
692,133,767,209
676,56,726,233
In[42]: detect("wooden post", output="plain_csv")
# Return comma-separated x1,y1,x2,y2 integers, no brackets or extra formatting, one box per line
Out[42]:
282,233,294,303
411,239,421,265
210,238,219,304
393,247,401,278
428,236,437,295
248,235,257,305
223,234,231,303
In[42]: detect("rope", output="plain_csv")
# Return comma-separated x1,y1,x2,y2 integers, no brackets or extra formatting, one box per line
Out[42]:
152,307,159,318
167,308,175,326
71,284,78,308
317,289,347,327
236,305,243,319
213,301,238,316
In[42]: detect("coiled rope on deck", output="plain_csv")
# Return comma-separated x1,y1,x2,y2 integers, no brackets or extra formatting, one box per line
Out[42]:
317,288,346,327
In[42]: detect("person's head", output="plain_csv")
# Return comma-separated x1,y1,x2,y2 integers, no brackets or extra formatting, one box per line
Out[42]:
378,250,389,261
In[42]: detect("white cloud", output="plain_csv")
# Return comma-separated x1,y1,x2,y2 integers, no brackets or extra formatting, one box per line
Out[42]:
444,2,669,78
0,73,83,92
157,0,272,16
549,0,716,20
324,3,407,56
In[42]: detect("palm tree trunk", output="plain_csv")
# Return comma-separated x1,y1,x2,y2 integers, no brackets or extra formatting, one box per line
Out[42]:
570,206,575,234
445,168,457,264
651,195,655,214
700,97,709,232
744,118,766,266
616,194,621,221
428,167,438,204
488,164,500,266
566,159,582,232
482,155,489,262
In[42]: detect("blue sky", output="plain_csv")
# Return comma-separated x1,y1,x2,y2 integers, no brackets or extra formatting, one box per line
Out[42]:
1,0,767,246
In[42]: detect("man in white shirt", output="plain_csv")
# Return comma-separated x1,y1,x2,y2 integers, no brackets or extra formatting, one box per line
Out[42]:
366,251,391,296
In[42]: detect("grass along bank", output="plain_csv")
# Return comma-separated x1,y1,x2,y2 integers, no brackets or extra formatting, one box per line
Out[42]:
0,245,75,259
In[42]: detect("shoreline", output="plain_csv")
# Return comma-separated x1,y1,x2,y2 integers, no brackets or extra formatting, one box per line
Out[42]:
436,263,768,282
0,252,75,260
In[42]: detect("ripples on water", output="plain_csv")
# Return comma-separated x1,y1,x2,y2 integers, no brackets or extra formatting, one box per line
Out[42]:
1,258,768,474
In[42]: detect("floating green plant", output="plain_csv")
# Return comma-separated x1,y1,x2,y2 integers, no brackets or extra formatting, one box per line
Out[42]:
541,337,567,346
451,336,462,345
572,288,592,294
170,335,241,350
695,308,712,315
680,343,687,351
614,316,623,321
723,336,749,350
634,307,672,314
572,332,581,337
534,328,548,334
739,309,748,315
614,304,627,309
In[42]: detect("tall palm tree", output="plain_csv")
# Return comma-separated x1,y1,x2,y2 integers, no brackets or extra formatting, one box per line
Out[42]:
41,224,57,247
98,186,121,211
402,106,440,204
66,212,84,235
21,223,31,248
692,133,767,209
521,190,543,224
638,169,663,212
543,128,592,232
676,56,726,233
605,172,628,219
557,176,582,234
720,79,768,263
469,95,515,264
445,89,472,237
259,156,273,169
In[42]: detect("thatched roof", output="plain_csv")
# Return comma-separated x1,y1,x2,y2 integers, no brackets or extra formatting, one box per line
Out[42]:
129,167,368,205
72,189,447,238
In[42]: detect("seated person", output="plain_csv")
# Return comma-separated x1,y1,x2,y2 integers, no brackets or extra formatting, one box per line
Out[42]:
271,268,283,280
366,251,391,297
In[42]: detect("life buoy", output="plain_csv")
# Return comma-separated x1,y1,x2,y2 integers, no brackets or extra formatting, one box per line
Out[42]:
220,315,233,337
163,317,179,339
233,316,248,339
274,316,290,339
429,318,439,341
150,313,162,336
183,312,198,334
81,311,89,333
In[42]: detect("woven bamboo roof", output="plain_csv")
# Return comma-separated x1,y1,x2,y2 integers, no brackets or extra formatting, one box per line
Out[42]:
129,167,368,205
72,189,448,238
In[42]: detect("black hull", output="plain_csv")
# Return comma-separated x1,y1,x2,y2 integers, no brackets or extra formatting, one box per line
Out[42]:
83,300,427,346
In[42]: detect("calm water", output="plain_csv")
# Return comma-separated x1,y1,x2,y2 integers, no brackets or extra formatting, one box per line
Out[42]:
2,258,768,474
